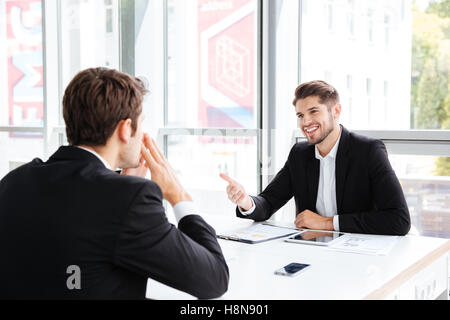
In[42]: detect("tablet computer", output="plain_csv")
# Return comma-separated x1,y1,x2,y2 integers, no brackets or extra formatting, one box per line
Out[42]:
284,230,345,246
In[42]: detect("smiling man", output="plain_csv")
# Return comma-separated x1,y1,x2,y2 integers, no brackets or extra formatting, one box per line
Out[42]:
221,80,411,235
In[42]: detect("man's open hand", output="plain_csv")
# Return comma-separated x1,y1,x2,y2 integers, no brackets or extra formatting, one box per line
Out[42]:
140,134,191,206
220,173,253,212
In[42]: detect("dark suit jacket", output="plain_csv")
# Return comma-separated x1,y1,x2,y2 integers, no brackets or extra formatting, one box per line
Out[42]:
237,126,411,236
0,146,229,299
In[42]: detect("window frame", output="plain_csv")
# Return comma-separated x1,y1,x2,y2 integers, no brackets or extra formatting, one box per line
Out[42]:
293,129,450,157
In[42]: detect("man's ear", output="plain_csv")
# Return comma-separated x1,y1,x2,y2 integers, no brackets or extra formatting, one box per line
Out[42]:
333,103,342,120
117,119,133,144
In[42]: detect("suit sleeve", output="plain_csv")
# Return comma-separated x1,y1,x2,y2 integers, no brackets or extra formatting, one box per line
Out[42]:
114,182,229,299
338,140,411,235
236,150,295,222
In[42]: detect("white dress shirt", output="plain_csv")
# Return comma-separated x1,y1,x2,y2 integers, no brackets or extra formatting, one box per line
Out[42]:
315,132,341,231
75,146,197,224
239,130,342,231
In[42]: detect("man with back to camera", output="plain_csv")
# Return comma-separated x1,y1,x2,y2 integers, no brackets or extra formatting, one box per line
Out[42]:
220,80,411,235
0,67,229,299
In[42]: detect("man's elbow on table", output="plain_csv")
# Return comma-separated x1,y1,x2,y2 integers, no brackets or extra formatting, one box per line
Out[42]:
191,262,230,300
393,209,411,236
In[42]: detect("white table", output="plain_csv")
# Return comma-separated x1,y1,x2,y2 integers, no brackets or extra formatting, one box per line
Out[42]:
146,215,450,300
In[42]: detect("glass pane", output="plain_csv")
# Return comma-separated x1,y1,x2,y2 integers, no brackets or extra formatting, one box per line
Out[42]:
263,0,299,222
167,0,258,128
300,0,450,130
390,154,450,238
0,132,44,179
411,0,450,130
60,0,119,92
167,135,257,216
0,0,44,129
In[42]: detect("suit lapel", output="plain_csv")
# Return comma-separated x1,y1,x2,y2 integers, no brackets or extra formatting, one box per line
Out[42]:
335,126,350,213
306,146,320,211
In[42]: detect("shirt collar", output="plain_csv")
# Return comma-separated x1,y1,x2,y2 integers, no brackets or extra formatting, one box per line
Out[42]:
315,128,342,161
75,146,112,170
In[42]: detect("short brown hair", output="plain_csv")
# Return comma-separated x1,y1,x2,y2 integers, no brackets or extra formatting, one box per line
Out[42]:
292,80,340,108
63,67,148,146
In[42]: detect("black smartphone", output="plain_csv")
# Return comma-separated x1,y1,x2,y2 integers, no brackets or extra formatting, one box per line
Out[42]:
274,262,311,277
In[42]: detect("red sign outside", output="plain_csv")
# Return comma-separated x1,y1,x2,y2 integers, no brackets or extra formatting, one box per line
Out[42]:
5,0,43,137
198,0,256,129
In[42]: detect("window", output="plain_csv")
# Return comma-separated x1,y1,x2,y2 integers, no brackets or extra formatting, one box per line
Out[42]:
324,71,332,83
366,77,372,126
166,0,257,129
384,80,389,122
346,74,353,91
327,2,333,31
346,0,355,37
0,0,449,239
163,0,259,215
411,0,450,131
390,154,450,238
384,14,390,46
0,0,121,179
367,8,374,44
0,0,44,129
366,77,372,95
300,0,450,132
105,0,114,34
298,0,450,238
346,74,353,124
60,0,119,89
166,132,258,215
0,0,44,179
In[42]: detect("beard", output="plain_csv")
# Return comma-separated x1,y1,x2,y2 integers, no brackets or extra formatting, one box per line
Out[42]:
305,113,335,145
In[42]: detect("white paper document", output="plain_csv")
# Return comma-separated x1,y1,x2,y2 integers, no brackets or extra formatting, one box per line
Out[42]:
327,234,399,255
262,221,299,230
217,224,298,244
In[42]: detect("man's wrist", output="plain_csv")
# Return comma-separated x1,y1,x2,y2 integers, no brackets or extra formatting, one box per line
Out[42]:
167,190,192,207
173,201,198,223
239,196,253,212
325,217,334,231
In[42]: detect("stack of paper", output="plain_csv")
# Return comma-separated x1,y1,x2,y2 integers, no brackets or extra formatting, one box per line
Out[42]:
327,234,399,255
217,224,298,244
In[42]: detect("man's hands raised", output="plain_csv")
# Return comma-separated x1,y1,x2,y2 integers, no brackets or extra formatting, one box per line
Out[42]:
140,134,192,206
